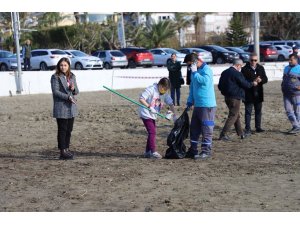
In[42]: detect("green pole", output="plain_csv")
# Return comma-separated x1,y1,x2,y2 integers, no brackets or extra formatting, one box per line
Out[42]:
103,85,168,120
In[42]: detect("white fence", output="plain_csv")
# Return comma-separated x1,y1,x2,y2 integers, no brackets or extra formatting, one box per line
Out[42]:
0,62,287,97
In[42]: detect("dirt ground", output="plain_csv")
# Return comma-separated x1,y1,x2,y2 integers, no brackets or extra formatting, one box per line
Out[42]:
0,80,299,212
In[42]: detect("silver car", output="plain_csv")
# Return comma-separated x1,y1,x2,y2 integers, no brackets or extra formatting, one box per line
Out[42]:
150,48,186,66
64,50,103,70
92,50,128,69
178,48,213,63
30,49,70,70
0,50,24,71
275,45,293,61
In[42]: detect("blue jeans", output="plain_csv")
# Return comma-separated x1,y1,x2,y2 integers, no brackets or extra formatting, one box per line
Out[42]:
283,95,300,128
171,86,181,106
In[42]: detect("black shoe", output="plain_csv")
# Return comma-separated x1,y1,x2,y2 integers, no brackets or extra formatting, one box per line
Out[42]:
244,130,251,137
219,134,230,141
256,128,265,133
66,148,74,156
59,149,74,160
287,127,300,134
185,148,198,159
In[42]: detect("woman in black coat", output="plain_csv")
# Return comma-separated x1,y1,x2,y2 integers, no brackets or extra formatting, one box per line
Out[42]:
241,53,268,134
167,53,183,106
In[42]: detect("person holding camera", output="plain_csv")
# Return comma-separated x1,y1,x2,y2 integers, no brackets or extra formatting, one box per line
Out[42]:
51,57,79,160
167,53,184,106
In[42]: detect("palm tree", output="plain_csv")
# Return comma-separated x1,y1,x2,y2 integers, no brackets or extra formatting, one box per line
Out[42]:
192,12,211,43
143,20,176,48
173,13,192,47
38,12,66,28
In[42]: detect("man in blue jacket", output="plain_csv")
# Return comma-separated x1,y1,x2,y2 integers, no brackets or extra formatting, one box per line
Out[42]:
218,59,259,141
186,53,217,160
281,53,300,134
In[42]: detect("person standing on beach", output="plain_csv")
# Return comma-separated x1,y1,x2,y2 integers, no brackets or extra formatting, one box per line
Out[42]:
186,53,217,160
50,58,79,160
218,59,260,141
167,53,183,106
241,53,268,136
281,53,300,134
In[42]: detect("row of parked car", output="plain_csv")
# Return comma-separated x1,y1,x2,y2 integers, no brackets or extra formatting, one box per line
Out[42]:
1,40,300,71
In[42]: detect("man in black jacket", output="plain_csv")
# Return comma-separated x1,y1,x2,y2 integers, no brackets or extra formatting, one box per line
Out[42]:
218,59,260,141
241,53,268,135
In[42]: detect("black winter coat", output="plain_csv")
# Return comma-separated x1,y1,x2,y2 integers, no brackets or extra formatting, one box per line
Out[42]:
241,62,268,103
167,60,182,88
186,66,191,85
218,67,253,101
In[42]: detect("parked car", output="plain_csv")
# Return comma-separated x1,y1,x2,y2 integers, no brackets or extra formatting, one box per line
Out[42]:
177,48,213,63
241,44,278,62
149,48,186,66
225,47,250,63
261,40,300,48
0,50,24,71
92,50,128,69
119,47,154,68
30,49,70,70
274,45,293,61
64,50,103,70
195,45,239,64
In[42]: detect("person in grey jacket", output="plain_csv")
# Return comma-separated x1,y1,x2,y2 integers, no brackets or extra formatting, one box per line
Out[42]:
51,57,79,160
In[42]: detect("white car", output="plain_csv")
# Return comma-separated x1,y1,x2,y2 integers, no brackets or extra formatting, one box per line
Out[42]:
92,50,128,69
64,50,103,70
150,48,186,66
178,48,213,63
275,45,293,61
30,49,70,71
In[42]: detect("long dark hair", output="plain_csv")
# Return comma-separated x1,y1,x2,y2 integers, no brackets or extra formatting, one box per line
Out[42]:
56,57,71,79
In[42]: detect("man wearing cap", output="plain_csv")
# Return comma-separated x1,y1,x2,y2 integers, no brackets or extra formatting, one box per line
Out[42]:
218,59,260,141
186,53,217,160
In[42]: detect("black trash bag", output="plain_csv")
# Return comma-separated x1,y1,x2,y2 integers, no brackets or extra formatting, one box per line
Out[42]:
165,108,190,159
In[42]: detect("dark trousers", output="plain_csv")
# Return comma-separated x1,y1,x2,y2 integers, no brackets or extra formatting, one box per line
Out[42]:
170,86,181,106
244,102,263,131
56,118,74,150
24,58,31,71
221,97,243,136
190,107,216,154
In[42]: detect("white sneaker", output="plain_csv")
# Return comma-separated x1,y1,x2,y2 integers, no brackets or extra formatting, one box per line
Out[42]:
144,151,151,158
151,152,162,159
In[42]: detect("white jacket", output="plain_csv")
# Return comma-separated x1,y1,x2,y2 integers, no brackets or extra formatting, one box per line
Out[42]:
138,83,173,120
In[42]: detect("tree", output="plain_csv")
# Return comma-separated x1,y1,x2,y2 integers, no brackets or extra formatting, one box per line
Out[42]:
38,12,66,28
143,20,176,48
260,12,300,40
226,14,248,46
192,12,210,43
173,13,192,47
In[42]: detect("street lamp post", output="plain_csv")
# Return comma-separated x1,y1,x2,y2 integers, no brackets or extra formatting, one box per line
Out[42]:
11,12,23,93
253,12,260,62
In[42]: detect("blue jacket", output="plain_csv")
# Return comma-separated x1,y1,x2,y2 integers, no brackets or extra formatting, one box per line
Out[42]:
281,64,300,96
218,66,253,100
187,63,217,107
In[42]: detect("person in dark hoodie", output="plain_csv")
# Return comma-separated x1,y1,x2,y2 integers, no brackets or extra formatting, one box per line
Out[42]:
241,53,268,136
218,59,260,141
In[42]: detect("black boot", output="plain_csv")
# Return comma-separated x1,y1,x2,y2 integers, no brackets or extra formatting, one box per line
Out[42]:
59,149,73,160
